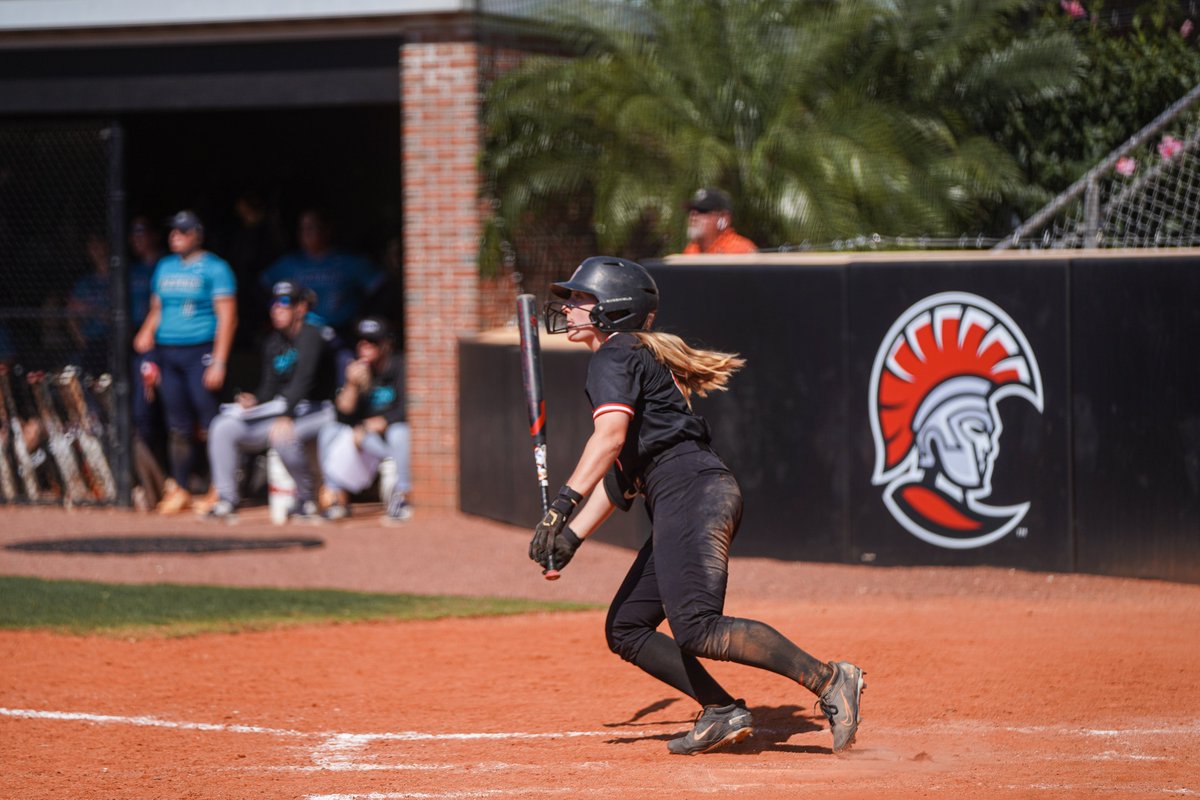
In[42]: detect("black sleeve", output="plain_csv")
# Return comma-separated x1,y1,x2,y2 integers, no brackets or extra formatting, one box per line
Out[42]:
279,326,324,415
254,334,280,403
586,339,641,416
334,386,364,425
381,355,406,424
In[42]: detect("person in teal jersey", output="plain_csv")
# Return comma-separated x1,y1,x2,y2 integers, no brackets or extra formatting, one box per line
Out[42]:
133,210,238,515
127,216,166,479
260,209,383,339
128,216,163,332
67,231,114,375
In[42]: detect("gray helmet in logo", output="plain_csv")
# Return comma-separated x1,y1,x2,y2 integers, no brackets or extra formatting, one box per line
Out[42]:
544,256,659,334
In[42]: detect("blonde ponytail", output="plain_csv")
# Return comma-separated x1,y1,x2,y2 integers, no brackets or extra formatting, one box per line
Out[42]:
628,331,745,408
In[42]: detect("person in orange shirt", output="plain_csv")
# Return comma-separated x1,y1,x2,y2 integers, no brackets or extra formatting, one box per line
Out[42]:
682,188,758,254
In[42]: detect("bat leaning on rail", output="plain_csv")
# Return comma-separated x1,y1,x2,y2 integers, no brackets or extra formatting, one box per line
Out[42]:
0,366,19,503
28,370,90,505
60,366,116,502
0,365,41,501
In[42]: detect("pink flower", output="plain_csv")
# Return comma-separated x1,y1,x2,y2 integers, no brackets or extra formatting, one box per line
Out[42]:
1182,19,1195,38
1115,156,1136,176
1060,0,1086,19
1158,135,1184,160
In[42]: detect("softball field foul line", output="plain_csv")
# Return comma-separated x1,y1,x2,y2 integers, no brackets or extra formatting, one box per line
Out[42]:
4,707,1198,742
0,707,655,741
307,793,576,800
5,707,1197,799
305,790,1200,800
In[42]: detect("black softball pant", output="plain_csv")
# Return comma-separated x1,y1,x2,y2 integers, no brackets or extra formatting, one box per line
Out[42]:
157,343,220,487
604,448,829,705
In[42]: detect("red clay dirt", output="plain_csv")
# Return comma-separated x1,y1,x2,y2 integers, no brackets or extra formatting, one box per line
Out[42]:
1,504,1198,799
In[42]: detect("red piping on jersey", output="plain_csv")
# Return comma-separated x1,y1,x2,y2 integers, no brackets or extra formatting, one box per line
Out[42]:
593,403,635,419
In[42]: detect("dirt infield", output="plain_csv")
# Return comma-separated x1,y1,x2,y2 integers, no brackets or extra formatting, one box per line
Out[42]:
2,505,1199,799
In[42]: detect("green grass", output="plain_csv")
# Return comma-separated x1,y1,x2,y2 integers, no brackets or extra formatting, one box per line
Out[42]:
0,576,598,637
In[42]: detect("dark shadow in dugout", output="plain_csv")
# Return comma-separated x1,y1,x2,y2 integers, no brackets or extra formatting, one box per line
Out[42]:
5,536,324,555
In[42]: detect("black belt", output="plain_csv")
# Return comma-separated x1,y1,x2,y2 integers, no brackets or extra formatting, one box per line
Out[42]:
642,439,716,482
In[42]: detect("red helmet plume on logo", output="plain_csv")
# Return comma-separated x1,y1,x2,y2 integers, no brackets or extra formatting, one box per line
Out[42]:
869,292,1044,549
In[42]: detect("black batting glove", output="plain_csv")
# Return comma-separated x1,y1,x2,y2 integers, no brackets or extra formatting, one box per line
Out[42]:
529,485,583,565
534,526,582,571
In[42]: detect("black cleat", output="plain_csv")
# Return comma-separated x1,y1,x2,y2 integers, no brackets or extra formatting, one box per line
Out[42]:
819,661,865,753
667,700,753,755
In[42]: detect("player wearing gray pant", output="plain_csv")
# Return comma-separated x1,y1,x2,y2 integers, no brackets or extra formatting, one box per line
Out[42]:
317,420,411,515
203,281,334,521
208,402,333,513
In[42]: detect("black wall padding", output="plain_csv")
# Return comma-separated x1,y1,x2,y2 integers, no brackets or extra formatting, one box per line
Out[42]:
462,252,1200,584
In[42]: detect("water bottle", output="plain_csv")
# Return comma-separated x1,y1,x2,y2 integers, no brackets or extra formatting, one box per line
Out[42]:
379,457,397,503
267,448,296,525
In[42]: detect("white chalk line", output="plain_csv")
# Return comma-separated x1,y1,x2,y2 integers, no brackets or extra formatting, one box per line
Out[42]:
305,787,1200,800
6,707,1198,747
9,707,1196,737
308,733,619,773
0,707,656,742
6,706,1197,787
306,793,576,800
0,706,665,776
998,786,1199,795
6,707,1197,799
239,761,611,774
1,707,311,736
883,719,1200,738
1089,750,1169,762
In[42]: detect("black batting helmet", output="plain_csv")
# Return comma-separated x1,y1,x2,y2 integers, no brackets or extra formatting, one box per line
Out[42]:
544,256,659,334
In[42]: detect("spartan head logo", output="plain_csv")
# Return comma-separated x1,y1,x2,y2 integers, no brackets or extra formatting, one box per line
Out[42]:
869,292,1044,549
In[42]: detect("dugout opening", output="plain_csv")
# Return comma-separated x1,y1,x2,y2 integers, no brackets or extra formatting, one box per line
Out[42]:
2,31,407,381
0,31,409,507
122,104,404,390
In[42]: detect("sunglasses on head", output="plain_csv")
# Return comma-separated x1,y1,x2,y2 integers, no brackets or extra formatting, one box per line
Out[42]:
273,296,293,307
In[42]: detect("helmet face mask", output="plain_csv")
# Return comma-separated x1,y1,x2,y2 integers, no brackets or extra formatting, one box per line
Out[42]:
544,256,658,335
543,300,572,334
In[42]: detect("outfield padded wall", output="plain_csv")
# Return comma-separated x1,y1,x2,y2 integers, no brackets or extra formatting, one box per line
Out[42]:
460,251,1200,583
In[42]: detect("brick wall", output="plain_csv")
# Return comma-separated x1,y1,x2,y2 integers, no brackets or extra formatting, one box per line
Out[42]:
402,34,597,510
402,40,482,509
402,39,518,509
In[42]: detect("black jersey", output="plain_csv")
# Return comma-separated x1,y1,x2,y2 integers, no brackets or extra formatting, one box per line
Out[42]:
254,322,335,416
337,353,406,426
586,333,711,510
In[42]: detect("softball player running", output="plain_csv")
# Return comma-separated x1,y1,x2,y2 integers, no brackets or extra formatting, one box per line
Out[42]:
529,256,865,756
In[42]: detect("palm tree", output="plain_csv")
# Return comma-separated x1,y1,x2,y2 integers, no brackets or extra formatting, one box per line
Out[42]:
481,0,1083,261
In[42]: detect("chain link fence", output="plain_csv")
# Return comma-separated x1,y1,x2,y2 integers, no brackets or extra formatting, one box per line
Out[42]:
996,82,1200,251
0,120,129,507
